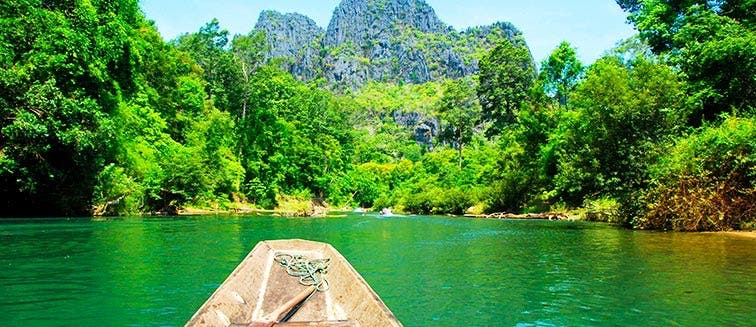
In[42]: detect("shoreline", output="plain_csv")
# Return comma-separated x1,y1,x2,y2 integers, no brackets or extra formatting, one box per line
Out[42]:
11,210,756,236
177,206,270,216
95,205,756,236
464,212,570,220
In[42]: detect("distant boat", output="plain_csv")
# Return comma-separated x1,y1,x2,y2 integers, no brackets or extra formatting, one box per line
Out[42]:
379,208,394,216
186,239,402,326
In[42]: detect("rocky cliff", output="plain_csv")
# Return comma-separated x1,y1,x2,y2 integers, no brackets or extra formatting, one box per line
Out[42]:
254,10,323,81
253,0,529,88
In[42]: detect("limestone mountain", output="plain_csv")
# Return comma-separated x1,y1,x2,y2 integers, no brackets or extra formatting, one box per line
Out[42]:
253,0,530,88
254,10,323,81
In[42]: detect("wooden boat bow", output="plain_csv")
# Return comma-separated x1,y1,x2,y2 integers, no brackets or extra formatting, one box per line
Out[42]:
186,239,402,327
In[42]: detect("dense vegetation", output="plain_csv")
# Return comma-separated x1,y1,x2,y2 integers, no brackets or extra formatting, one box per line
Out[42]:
0,0,753,230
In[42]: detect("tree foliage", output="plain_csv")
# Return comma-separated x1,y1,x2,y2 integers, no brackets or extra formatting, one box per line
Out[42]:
477,38,536,135
0,0,139,215
674,8,756,120
0,1,249,215
173,19,245,116
549,56,686,205
617,0,756,122
438,77,482,167
538,41,584,107
241,65,352,206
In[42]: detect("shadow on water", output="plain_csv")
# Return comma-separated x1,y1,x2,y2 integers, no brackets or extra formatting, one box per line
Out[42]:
0,215,754,326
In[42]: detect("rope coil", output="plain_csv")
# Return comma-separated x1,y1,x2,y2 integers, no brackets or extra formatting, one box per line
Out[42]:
274,253,331,292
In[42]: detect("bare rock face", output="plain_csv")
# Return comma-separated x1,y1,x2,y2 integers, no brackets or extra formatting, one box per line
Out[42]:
253,0,530,89
324,0,445,48
392,110,440,149
321,0,445,88
254,10,324,81
320,0,497,88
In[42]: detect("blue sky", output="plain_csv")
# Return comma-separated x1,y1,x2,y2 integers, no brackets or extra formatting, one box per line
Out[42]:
139,0,636,65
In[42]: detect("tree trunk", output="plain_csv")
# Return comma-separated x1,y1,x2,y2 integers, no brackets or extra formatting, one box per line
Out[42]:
238,60,249,158
457,134,463,168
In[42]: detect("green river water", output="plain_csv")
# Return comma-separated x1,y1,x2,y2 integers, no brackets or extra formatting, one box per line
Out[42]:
0,214,754,326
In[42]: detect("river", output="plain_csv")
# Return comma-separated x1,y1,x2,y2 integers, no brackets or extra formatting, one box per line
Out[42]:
1,214,754,326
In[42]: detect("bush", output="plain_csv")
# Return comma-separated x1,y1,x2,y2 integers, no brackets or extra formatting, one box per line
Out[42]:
372,193,398,212
402,189,437,215
93,164,143,216
635,116,756,231
436,188,477,215
484,169,532,213
276,190,316,217
578,197,621,223
399,187,476,215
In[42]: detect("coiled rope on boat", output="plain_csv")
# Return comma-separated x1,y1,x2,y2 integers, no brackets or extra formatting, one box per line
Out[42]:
274,253,330,292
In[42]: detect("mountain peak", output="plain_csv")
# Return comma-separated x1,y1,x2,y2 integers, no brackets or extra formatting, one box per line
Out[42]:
254,10,323,80
257,10,321,28
325,0,445,47
254,10,323,46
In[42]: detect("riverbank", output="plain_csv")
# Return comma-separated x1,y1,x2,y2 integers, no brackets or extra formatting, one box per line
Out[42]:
177,207,754,235
464,212,570,220
159,202,756,237
178,198,330,217
178,206,268,215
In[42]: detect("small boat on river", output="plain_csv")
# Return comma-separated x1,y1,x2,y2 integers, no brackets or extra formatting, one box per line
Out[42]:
379,208,394,217
186,239,402,327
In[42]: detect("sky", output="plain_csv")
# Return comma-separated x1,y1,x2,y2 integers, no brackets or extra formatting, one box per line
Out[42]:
139,0,637,65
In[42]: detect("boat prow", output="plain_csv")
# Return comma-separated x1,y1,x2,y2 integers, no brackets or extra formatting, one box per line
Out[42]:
186,239,402,326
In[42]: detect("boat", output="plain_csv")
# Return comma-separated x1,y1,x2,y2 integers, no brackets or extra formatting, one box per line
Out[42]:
379,208,393,217
186,239,402,326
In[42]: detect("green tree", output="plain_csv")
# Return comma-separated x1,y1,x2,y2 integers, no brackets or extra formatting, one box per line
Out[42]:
538,41,584,107
0,0,140,215
231,31,267,124
242,65,352,206
674,8,756,121
616,0,755,51
550,56,686,205
173,19,244,115
438,77,482,168
616,0,756,122
477,38,536,135
607,35,654,65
